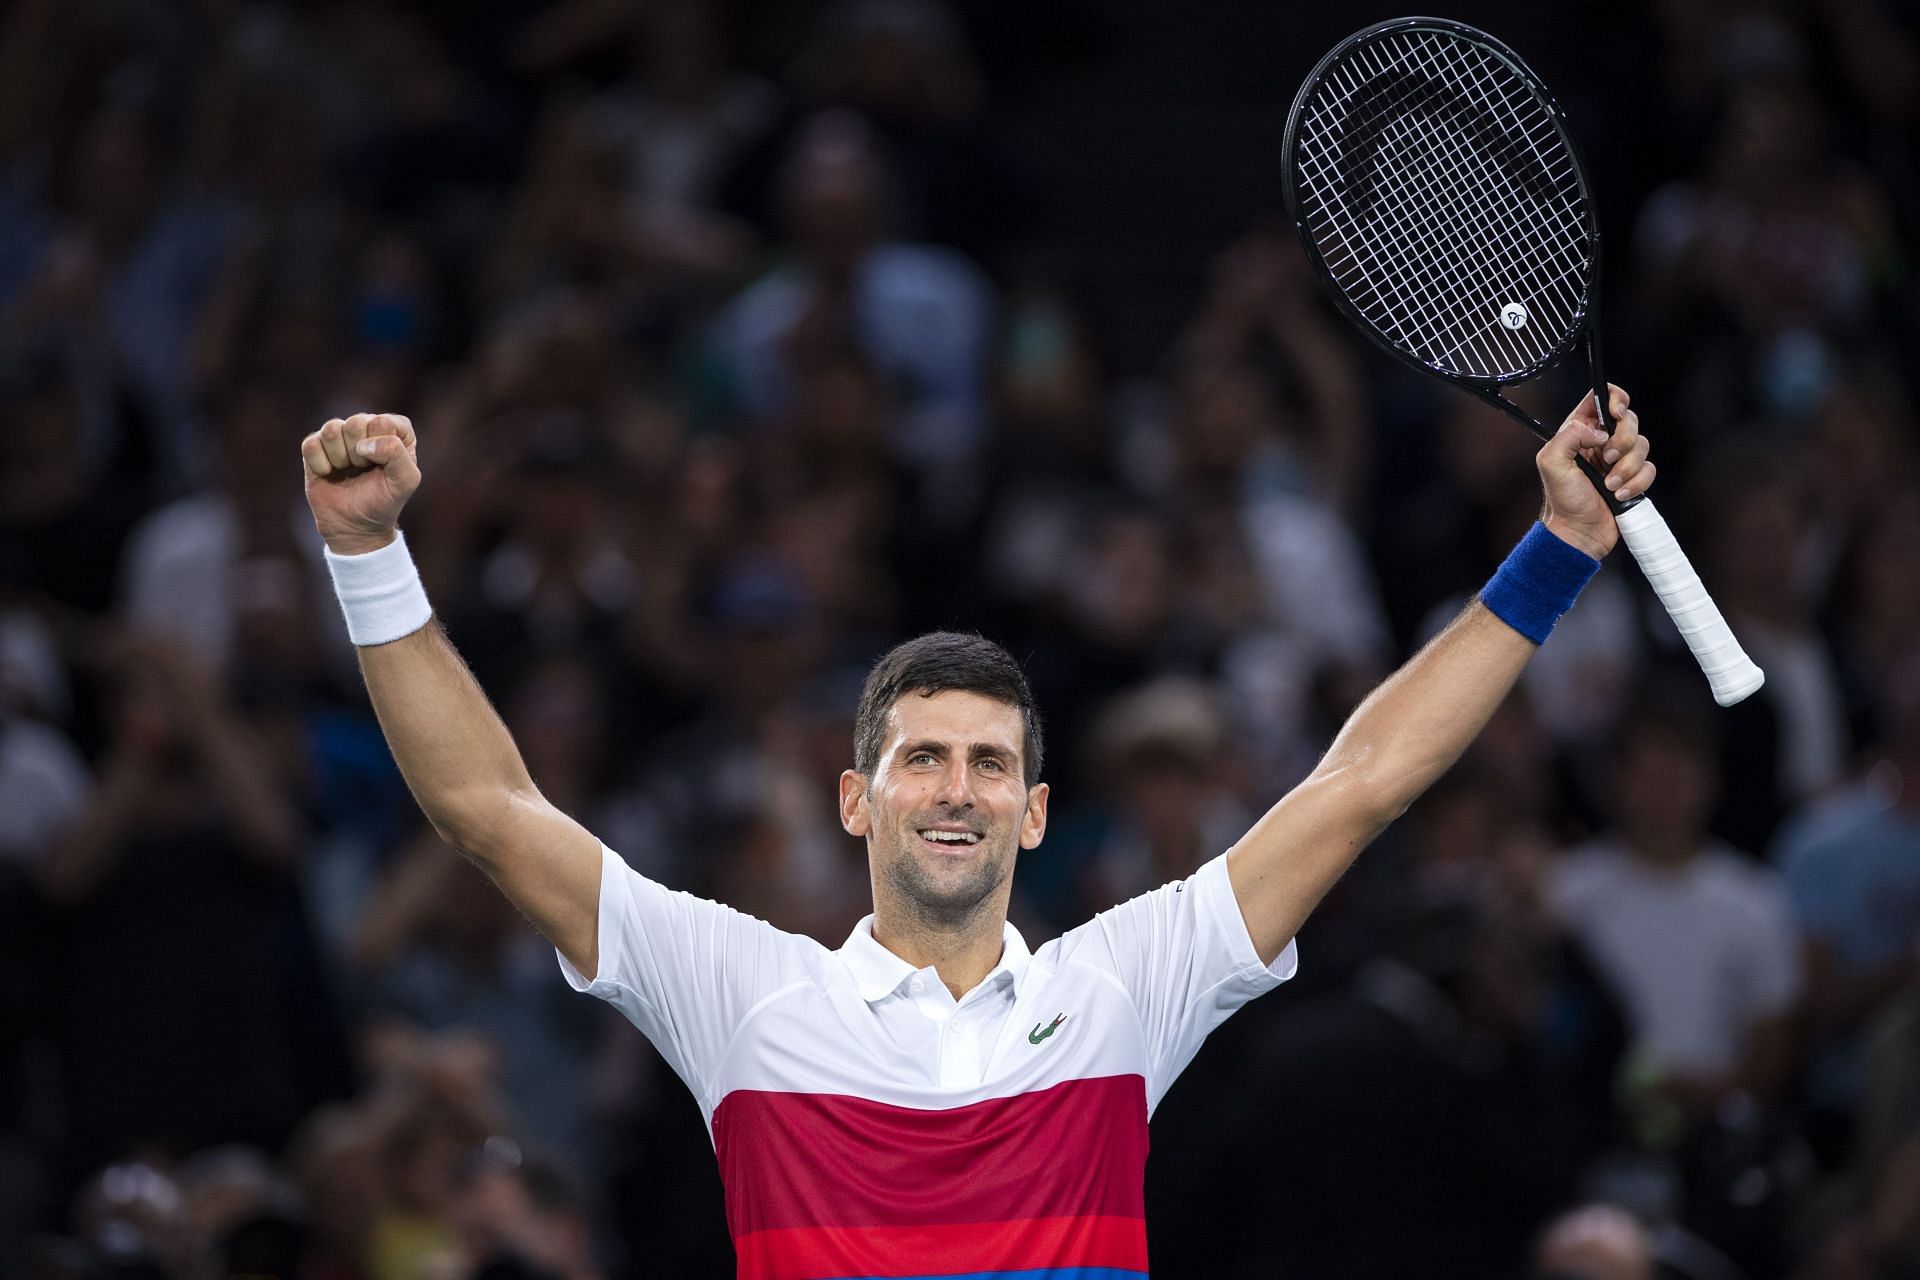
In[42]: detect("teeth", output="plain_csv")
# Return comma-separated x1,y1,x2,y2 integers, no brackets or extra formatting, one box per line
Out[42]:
921,831,979,844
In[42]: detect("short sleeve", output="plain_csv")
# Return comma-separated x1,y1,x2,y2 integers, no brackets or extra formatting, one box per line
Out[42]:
1060,852,1297,1112
557,845,821,1110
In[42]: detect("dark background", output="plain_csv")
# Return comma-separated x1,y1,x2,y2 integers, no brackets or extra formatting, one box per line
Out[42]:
1,1,1916,1278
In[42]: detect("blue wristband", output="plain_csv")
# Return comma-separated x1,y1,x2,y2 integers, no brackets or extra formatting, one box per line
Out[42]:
1478,522,1601,644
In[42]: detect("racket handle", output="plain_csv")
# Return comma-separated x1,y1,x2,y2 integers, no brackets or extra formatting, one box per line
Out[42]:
1614,500,1765,706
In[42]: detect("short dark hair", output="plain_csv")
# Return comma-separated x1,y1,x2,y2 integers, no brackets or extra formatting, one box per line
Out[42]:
853,632,1044,785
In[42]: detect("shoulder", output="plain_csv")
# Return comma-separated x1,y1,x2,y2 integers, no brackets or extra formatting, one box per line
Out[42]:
601,845,829,963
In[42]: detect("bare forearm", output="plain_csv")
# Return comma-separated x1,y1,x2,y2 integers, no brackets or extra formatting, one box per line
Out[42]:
1228,600,1535,961
308,415,603,973
1227,392,1647,964
357,620,536,856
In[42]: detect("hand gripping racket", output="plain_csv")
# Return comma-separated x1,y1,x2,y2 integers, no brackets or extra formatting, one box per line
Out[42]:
1282,16,1764,706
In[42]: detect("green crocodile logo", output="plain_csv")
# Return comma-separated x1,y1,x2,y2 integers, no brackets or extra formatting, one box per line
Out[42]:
1029,1013,1068,1045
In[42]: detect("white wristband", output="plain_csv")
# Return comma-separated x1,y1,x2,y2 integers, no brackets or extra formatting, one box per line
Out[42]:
323,530,433,646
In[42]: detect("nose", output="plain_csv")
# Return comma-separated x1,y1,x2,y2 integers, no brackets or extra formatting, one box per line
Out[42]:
936,758,976,808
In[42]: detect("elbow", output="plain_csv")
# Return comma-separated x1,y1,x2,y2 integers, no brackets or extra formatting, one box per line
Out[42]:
1314,751,1414,835
423,782,543,866
426,807,497,866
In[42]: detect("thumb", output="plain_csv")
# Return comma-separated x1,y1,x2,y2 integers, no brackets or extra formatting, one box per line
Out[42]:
1541,405,1609,469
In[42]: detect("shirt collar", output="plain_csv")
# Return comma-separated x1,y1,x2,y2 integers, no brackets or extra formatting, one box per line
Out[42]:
838,915,1033,1003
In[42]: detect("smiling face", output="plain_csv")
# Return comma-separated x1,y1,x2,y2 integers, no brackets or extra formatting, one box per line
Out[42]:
840,690,1049,931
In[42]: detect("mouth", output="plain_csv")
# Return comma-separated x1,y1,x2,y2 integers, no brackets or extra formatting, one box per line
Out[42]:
915,826,983,854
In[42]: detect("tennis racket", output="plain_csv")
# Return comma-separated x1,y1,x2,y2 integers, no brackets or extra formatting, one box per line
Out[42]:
1281,16,1764,707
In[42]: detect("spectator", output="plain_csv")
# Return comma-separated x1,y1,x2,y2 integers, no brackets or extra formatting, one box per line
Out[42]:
1550,704,1803,1112
117,372,351,686
1773,663,1920,1158
0,609,91,869
704,109,995,483
1,102,244,492
453,1146,606,1280
2,1,1917,1275
582,0,781,218
0,349,147,622
1066,676,1251,914
39,636,346,1177
1703,465,1851,852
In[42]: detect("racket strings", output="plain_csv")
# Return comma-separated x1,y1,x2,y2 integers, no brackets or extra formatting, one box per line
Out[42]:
1297,99,1536,373
1291,27,1593,379
1402,34,1588,332
1317,35,1582,365
1341,42,1582,372
1341,42,1567,339
1324,39,1577,369
1374,83,1580,368
1337,65,1548,365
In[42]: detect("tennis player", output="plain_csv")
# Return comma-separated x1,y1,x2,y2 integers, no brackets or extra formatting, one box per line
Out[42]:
303,389,1651,1279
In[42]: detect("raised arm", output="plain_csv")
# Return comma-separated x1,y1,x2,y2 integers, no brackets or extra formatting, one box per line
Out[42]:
1226,389,1653,964
300,413,603,976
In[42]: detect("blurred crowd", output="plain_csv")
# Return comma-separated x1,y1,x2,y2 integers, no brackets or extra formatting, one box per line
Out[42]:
0,1,1916,1278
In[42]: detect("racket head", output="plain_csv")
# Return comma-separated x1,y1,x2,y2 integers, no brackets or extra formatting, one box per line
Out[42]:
1282,17,1601,393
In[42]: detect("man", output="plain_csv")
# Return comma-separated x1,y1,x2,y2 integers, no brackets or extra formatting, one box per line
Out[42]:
301,388,1653,1278
1552,705,1803,1109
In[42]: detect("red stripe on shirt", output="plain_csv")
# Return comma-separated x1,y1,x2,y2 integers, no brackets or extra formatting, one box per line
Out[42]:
712,1074,1149,1237
734,1214,1150,1280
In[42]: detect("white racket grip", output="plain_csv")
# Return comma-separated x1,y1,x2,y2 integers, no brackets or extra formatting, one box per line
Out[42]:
1614,500,1764,706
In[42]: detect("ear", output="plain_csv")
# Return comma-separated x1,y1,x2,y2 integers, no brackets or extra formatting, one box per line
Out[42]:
1018,782,1050,850
839,769,872,837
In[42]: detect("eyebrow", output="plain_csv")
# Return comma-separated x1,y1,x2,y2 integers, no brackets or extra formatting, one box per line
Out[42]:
898,739,1019,762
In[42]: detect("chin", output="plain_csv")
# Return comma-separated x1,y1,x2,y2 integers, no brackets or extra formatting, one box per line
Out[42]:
888,849,1008,916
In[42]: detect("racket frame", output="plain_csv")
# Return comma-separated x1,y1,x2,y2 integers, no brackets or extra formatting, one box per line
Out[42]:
1281,16,1766,706
1281,15,1630,513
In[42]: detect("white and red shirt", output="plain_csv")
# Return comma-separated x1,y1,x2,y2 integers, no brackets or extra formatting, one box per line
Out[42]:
560,843,1298,1280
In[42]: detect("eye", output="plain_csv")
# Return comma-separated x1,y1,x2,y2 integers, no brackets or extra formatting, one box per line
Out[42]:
976,757,1004,773
908,752,937,766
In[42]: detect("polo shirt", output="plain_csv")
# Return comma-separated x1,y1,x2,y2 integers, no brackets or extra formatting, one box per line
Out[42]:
559,843,1298,1280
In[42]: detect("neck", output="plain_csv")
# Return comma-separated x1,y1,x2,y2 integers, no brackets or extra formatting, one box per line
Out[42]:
870,899,1009,1000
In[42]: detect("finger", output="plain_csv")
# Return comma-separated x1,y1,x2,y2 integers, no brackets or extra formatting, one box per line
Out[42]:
1616,459,1656,502
356,432,422,488
1604,383,1630,420
362,413,415,451
1564,394,1602,433
1548,404,1608,461
1570,384,1632,435
301,430,335,478
319,418,355,472
340,414,371,462
1601,408,1640,464
1604,434,1650,491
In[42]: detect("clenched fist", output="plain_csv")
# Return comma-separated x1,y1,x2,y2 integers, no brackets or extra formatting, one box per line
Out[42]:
1535,385,1654,561
301,413,421,555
